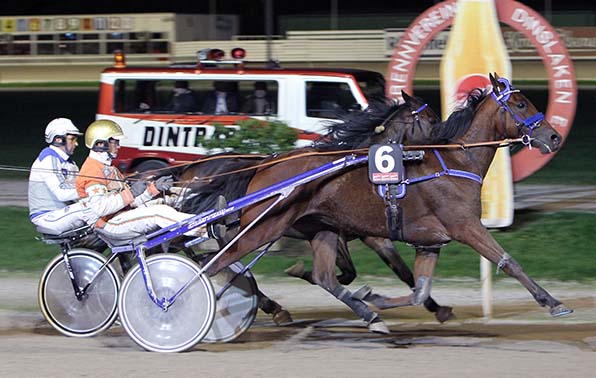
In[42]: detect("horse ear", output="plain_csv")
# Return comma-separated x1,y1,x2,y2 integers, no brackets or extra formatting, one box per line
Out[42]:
489,73,500,95
401,90,412,103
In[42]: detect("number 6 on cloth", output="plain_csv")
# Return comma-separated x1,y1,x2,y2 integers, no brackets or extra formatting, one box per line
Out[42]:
368,144,404,184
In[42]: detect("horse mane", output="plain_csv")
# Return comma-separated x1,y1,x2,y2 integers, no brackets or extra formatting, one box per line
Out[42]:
437,89,488,142
314,98,405,150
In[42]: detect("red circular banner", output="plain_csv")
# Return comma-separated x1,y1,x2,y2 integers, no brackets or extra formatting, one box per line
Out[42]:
387,0,577,182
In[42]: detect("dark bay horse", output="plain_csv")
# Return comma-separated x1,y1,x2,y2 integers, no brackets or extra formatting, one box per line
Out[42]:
181,89,452,332
197,73,570,329
179,93,453,330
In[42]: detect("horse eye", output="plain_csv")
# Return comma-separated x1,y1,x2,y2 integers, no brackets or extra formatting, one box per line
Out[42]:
516,102,526,109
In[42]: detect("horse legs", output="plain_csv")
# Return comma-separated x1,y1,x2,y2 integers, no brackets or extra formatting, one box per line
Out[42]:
310,230,389,334
286,234,455,323
454,221,572,317
335,233,357,285
285,233,356,286
360,238,455,322
256,289,293,325
354,247,445,310
205,232,294,326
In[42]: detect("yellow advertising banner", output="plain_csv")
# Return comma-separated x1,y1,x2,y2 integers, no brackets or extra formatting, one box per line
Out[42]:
440,0,513,228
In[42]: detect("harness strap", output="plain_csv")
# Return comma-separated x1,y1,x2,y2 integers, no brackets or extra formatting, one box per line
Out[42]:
433,149,483,183
403,149,482,185
385,184,404,241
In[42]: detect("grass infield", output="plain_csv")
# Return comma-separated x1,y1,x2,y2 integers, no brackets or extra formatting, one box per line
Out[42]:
2,206,594,281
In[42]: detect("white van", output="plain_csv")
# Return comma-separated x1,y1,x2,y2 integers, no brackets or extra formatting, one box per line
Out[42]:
97,48,385,173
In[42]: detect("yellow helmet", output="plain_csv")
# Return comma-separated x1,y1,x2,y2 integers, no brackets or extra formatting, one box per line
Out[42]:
85,119,125,150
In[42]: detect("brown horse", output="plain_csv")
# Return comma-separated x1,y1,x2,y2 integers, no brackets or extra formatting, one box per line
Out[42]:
198,73,570,330
179,93,454,330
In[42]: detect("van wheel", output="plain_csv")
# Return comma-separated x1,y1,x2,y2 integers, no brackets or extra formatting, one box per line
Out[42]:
132,160,168,179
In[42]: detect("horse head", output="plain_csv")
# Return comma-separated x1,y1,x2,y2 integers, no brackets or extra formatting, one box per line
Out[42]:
489,73,562,154
370,91,440,146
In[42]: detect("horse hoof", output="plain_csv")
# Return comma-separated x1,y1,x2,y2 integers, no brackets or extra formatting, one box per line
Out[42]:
434,306,456,323
273,309,293,325
550,304,573,317
351,285,372,301
368,320,389,334
284,261,305,278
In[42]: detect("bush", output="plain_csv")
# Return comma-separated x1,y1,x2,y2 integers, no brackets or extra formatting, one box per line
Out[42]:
201,118,298,154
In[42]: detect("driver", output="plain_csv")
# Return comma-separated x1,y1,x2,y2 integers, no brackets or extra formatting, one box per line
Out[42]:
75,119,205,240
28,118,95,234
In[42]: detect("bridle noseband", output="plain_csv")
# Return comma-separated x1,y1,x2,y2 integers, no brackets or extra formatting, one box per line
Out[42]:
490,77,544,146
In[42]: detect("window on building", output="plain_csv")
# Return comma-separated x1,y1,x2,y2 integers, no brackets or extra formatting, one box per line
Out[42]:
37,42,55,55
13,42,31,55
149,41,168,54
0,29,169,56
107,42,124,54
81,43,100,54
82,33,100,40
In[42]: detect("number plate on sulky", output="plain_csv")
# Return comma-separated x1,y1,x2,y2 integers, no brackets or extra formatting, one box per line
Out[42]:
368,144,404,184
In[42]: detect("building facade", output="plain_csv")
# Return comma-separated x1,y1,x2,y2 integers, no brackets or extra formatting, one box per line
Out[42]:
0,12,595,84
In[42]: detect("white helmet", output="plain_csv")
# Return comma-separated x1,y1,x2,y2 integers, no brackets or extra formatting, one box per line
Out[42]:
44,118,82,145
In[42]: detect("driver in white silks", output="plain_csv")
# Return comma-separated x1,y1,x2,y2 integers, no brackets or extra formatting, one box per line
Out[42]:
28,118,90,233
75,119,205,241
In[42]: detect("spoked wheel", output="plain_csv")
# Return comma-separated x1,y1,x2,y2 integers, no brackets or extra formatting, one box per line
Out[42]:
38,249,120,337
203,261,259,343
118,254,215,353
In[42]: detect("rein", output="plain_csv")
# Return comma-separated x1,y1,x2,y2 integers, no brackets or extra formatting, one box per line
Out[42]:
2,136,526,186
177,136,526,184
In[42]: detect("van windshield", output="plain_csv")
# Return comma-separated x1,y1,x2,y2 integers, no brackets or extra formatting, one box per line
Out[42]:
113,79,278,116
353,72,386,100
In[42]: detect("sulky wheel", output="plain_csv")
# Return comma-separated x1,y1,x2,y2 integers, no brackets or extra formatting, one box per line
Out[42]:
203,261,259,343
118,254,215,353
38,249,120,337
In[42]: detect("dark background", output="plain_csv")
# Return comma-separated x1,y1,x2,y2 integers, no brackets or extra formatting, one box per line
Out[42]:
1,87,594,185
0,1,593,34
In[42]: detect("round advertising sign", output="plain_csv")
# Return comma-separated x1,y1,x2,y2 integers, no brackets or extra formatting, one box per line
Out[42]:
387,0,577,182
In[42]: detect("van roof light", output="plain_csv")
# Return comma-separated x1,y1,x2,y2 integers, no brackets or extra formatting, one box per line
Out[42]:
231,47,246,59
196,47,245,71
113,50,126,68
197,48,225,61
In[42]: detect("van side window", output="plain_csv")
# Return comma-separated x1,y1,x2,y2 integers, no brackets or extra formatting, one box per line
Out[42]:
114,79,202,114
113,79,279,116
239,80,278,115
114,79,168,113
200,81,240,114
305,81,358,119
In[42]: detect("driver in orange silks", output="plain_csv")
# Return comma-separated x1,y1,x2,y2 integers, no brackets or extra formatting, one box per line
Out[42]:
75,119,203,241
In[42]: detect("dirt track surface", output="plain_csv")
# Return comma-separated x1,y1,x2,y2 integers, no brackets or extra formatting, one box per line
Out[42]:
1,274,595,378
2,181,595,376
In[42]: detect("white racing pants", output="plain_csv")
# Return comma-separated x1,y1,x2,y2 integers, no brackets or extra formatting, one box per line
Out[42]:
31,202,96,234
99,204,203,239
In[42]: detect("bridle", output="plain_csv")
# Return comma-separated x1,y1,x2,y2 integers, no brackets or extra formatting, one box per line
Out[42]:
490,77,544,146
375,103,429,137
